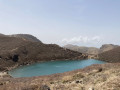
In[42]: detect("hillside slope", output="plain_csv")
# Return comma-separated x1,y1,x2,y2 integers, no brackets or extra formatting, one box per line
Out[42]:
9,34,42,42
64,44,99,54
98,46,120,62
64,44,119,55
0,35,87,71
100,44,119,53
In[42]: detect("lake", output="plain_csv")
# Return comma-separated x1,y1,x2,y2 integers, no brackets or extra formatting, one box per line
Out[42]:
9,59,105,78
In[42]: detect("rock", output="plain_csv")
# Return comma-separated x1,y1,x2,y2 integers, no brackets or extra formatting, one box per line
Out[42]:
50,82,54,84
88,87,94,90
98,68,102,72
0,82,4,85
75,80,82,84
76,80,79,83
40,85,50,90
0,72,12,78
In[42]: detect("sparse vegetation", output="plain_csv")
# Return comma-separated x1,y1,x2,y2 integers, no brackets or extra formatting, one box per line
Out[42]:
0,34,119,90
0,63,120,90
0,34,87,71
98,46,120,62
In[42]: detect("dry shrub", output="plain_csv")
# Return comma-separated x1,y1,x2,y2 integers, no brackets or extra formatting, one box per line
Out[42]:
62,76,73,83
73,72,85,79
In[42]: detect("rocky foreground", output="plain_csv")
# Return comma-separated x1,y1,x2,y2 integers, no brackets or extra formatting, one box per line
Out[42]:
0,63,120,90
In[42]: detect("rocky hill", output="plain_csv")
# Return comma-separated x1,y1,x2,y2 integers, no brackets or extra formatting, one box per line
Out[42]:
64,44,99,54
100,44,119,53
0,34,87,71
64,44,119,55
9,34,42,42
98,46,120,62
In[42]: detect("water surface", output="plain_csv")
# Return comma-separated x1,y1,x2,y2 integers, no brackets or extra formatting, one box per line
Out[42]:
9,59,105,77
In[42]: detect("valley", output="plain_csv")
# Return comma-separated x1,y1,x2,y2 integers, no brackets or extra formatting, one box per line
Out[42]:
0,34,119,90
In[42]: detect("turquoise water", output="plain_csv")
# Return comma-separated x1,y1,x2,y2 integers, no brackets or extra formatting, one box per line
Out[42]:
9,59,105,78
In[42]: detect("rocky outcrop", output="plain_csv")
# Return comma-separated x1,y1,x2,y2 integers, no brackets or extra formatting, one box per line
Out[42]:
0,72,11,78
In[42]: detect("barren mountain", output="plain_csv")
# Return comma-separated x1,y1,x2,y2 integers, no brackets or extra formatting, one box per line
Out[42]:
98,46,120,62
64,44,119,55
64,44,100,55
100,44,119,53
0,34,87,71
9,34,42,42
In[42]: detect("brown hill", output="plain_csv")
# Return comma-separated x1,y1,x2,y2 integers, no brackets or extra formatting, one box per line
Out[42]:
9,34,42,42
64,44,119,55
100,44,119,53
98,46,120,62
0,35,87,71
63,44,100,54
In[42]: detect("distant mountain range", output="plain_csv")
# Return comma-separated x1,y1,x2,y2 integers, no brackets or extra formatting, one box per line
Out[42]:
63,44,119,55
64,44,120,62
0,34,87,71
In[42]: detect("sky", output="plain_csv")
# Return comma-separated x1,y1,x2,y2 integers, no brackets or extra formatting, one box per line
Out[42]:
0,0,120,47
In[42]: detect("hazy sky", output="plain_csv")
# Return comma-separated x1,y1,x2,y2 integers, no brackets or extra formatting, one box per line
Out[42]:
0,0,120,47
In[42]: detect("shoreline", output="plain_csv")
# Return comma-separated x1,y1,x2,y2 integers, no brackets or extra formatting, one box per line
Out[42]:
6,58,86,72
8,59,107,78
1,58,111,79
0,63,120,90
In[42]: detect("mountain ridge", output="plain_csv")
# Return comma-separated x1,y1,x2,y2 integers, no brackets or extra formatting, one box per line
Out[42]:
64,44,119,55
0,34,87,71
98,46,120,62
8,34,42,43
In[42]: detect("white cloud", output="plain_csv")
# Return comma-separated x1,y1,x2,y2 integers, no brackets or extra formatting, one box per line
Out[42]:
61,36,101,45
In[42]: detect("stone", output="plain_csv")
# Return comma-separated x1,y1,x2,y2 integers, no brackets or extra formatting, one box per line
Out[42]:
40,85,50,90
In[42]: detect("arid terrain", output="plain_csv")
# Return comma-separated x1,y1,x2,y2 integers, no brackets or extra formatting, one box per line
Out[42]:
64,44,119,55
0,34,120,90
0,34,87,71
0,63,120,90
64,44,120,63
98,46,120,62
1,0,120,89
